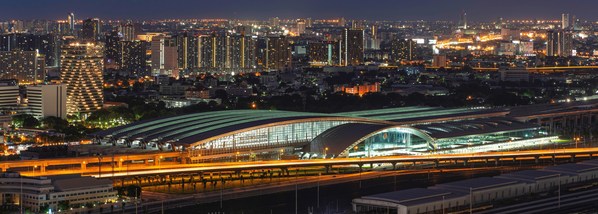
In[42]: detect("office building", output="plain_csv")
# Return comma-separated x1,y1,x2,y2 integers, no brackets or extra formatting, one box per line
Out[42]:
67,13,75,35
0,172,117,213
546,30,573,57
60,42,104,115
118,22,136,42
0,50,45,84
79,18,101,41
0,80,19,111
562,13,571,29
341,28,364,66
150,35,178,76
26,84,67,119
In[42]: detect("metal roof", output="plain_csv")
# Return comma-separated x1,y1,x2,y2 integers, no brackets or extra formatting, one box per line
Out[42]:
413,117,539,139
92,107,529,148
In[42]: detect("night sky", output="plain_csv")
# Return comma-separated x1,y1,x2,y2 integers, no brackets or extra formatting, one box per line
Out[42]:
2,0,597,21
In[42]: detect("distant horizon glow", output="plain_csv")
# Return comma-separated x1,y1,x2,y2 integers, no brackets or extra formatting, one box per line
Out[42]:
2,0,598,21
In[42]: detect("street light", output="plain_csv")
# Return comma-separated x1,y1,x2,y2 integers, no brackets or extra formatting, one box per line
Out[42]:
158,155,163,169
324,147,329,158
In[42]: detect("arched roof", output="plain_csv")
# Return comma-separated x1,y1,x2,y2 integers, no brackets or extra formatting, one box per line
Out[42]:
93,109,385,146
309,123,436,157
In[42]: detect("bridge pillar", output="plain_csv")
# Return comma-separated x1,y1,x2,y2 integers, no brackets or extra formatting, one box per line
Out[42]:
463,160,468,166
434,160,439,168
590,153,593,159
40,163,46,173
535,156,539,164
391,162,397,170
325,165,331,174
358,164,363,173
495,158,499,166
81,162,87,170
512,157,516,162
118,160,123,168
552,154,556,163
2,163,8,172
571,154,576,162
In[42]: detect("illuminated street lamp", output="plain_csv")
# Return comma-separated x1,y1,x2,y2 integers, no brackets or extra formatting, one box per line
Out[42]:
324,147,329,158
158,155,163,169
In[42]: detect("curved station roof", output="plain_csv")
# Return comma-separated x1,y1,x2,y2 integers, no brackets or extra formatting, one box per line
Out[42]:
93,107,506,146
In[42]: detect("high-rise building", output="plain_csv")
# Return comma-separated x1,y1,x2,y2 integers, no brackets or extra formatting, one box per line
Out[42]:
269,17,280,27
265,35,291,71
177,32,199,71
67,13,75,35
60,42,104,115
341,28,364,66
460,10,468,30
80,18,101,41
0,80,19,111
0,50,45,84
150,35,178,76
229,34,257,69
546,30,573,57
308,40,340,66
118,22,136,42
120,40,148,76
562,13,571,30
26,84,67,119
0,33,59,67
104,30,121,68
387,39,416,62
296,19,306,35
198,33,257,70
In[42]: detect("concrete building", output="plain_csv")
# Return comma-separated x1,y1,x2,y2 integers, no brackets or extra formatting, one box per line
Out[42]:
546,30,573,57
265,35,292,71
342,28,364,66
60,42,104,115
150,35,178,77
0,80,19,111
353,161,598,214
0,172,117,212
499,68,529,82
432,55,447,68
26,84,68,119
0,50,45,85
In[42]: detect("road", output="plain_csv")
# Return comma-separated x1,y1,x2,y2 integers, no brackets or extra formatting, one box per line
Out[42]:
89,148,598,178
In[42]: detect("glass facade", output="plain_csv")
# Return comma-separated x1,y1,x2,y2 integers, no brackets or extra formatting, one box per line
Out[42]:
346,127,553,157
188,120,350,159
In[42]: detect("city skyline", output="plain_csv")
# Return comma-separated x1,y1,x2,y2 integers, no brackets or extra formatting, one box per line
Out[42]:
2,0,598,21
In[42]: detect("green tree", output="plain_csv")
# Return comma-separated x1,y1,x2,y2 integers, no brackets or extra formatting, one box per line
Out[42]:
12,114,40,128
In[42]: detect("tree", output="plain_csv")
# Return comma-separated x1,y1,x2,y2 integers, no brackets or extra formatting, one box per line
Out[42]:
126,185,142,198
41,116,69,131
57,201,70,211
11,114,40,128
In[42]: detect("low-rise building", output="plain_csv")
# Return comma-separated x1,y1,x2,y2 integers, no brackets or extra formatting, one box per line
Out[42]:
0,172,118,212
